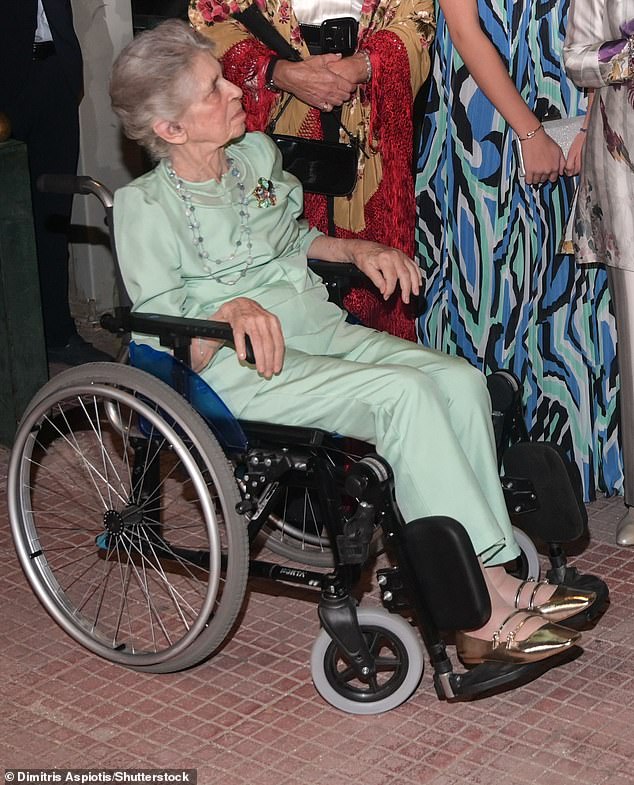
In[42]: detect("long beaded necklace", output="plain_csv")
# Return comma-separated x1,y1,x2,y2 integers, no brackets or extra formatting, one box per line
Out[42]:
166,156,254,285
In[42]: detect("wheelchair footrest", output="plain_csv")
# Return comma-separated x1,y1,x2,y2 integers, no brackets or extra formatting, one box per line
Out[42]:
438,647,581,701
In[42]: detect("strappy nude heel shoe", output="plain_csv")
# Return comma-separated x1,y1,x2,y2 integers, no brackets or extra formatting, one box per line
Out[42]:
455,610,580,666
514,579,596,623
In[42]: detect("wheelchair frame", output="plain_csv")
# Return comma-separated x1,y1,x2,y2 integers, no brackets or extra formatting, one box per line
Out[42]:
7,175,594,714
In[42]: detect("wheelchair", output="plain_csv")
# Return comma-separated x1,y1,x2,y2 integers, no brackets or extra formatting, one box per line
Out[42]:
6,175,606,715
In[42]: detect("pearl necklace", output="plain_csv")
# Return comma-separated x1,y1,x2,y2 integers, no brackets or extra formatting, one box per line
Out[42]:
166,157,254,285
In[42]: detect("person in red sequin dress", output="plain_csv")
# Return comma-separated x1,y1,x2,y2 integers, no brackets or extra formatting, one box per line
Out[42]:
189,0,435,341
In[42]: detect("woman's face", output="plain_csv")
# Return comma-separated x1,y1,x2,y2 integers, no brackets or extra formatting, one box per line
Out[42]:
177,52,246,150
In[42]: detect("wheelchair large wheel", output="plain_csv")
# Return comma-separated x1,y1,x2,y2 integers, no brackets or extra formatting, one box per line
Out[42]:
310,608,424,714
8,363,248,672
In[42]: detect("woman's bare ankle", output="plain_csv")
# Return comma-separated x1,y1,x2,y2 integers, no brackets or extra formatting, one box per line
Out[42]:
484,565,556,609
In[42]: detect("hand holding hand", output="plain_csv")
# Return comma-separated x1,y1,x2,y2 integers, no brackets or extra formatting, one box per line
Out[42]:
273,55,356,109
195,297,285,378
327,53,370,87
350,242,422,304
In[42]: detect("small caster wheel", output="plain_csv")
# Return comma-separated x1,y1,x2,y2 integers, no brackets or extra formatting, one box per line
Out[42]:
310,607,424,714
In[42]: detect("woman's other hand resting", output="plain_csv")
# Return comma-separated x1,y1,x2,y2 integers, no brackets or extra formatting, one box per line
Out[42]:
194,297,285,379
308,236,423,305
350,242,423,304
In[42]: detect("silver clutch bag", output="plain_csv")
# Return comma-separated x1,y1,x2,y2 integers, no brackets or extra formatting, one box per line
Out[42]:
542,115,585,157
513,115,585,177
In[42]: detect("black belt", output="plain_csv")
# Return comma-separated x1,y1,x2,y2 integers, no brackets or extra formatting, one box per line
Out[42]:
32,41,56,61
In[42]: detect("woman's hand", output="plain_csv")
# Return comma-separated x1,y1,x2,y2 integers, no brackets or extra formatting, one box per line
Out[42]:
273,55,356,109
564,131,587,176
327,54,370,87
520,129,566,185
564,91,593,177
350,242,423,304
194,297,285,378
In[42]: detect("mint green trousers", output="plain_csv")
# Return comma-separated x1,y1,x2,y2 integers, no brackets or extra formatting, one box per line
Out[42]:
206,303,519,566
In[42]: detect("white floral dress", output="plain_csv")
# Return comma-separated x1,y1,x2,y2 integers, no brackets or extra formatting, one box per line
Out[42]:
564,0,634,268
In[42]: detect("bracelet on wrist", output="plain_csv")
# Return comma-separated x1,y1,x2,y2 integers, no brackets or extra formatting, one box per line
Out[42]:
265,57,281,93
517,123,544,142
359,49,372,83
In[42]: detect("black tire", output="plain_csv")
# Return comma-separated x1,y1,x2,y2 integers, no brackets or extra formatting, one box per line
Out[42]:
8,363,248,672
310,608,424,714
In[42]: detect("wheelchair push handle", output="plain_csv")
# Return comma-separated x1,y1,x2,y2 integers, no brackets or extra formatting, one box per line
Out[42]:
37,174,114,209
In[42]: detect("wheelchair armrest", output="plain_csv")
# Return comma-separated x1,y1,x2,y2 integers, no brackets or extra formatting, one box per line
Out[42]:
307,260,367,280
307,260,369,309
101,308,255,365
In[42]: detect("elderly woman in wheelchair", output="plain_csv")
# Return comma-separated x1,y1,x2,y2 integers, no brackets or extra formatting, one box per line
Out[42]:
7,19,607,714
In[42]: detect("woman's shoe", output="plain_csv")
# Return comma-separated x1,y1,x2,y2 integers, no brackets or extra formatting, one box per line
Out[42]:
455,609,580,666
514,579,596,623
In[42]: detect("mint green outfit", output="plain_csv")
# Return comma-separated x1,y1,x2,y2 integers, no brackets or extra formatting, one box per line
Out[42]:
113,131,519,564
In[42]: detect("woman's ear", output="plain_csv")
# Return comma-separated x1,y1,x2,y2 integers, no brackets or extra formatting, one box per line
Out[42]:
153,118,187,145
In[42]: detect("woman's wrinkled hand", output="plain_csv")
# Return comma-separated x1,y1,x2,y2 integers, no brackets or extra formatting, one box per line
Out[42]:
327,53,369,87
521,130,566,185
194,297,285,379
273,55,356,109
350,242,423,304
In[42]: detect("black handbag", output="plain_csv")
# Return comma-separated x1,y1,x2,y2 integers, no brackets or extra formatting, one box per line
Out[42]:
234,5,360,197
269,133,358,196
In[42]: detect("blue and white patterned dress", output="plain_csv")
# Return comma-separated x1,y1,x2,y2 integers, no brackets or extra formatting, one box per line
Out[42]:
415,0,621,500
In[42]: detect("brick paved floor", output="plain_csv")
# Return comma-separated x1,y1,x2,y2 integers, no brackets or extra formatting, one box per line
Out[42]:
2,439,633,785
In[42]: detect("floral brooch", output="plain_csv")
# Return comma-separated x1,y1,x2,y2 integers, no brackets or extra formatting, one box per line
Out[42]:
253,177,277,208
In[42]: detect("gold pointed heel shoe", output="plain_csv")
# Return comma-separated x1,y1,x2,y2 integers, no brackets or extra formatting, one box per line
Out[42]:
514,579,596,624
455,610,581,666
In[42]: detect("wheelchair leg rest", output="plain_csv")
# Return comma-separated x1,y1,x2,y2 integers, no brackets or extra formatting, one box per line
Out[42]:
503,441,587,543
392,516,491,633
382,516,585,701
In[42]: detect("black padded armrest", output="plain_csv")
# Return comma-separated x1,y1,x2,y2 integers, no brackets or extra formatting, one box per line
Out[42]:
307,260,367,281
131,312,234,343
101,309,255,365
